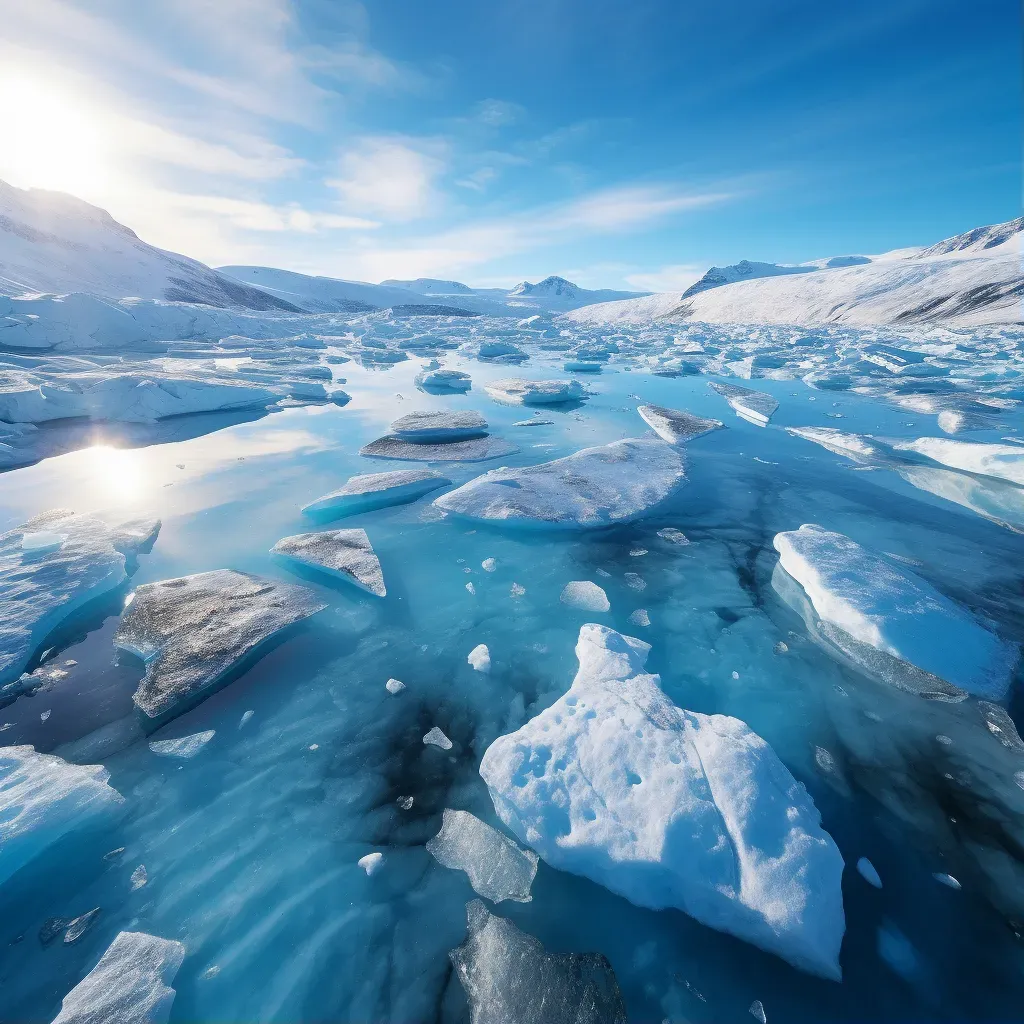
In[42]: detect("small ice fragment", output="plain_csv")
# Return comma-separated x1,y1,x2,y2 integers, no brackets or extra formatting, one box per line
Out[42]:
424,727,453,750
628,609,650,627
466,582,476,595
148,731,215,759
629,548,647,557
624,572,646,591
657,528,689,545
936,734,953,746
774,641,789,654
857,858,882,889
386,678,406,695
814,746,836,773
596,568,612,578
468,644,491,673
933,872,961,889
103,847,125,861
426,808,539,902
510,583,526,598
130,865,147,890
397,796,414,810
358,852,384,876
40,710,51,722
202,965,221,980
22,531,67,554
40,917,72,947
482,558,497,572
731,671,740,680
308,743,319,751
63,908,102,944
749,1000,767,1024
239,710,254,729
560,581,610,613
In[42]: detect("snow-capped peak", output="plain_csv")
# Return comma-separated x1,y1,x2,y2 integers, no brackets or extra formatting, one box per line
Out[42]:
510,275,579,298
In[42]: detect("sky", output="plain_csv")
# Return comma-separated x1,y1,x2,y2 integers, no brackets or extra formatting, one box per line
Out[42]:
0,0,1019,291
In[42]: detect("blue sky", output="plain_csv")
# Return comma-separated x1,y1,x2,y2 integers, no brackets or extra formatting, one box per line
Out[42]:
0,0,1018,290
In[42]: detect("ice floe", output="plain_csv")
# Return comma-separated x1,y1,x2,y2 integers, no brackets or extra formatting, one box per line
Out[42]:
708,381,779,426
415,368,472,392
115,570,326,730
892,438,1024,487
390,409,488,442
484,378,589,405
272,528,386,596
773,524,1017,699
359,435,519,462
637,404,724,444
302,469,450,519
51,931,185,1024
480,624,846,979
468,644,491,672
427,808,539,903
560,581,610,612
423,726,453,750
450,900,627,1024
434,438,684,529
148,730,216,759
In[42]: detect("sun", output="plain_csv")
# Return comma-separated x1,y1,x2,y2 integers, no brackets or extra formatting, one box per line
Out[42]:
0,72,110,196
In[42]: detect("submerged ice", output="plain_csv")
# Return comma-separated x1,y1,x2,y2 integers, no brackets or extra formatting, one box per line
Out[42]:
302,469,450,519
272,528,386,596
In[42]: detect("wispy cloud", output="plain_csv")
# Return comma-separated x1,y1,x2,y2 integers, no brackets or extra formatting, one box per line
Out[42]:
623,264,704,293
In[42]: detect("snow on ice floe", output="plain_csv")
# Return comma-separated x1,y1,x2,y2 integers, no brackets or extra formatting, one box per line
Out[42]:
773,524,1017,700
484,378,589,406
892,438,1024,488
415,367,472,392
115,570,326,730
148,730,216,759
389,409,488,442
560,581,610,612
423,726,454,750
272,528,385,596
426,808,539,903
360,435,519,462
51,930,185,1024
637,404,724,444
450,899,627,1024
708,381,779,426
433,438,685,529
468,644,491,672
302,469,450,519
0,746,124,889
0,509,159,691
479,624,846,979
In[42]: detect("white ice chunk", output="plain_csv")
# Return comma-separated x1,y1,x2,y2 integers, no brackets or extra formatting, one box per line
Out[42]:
450,899,627,1024
709,381,779,426
0,746,124,889
360,435,518,462
892,438,1024,488
773,524,1016,699
637,404,723,444
423,726,453,750
427,808,539,902
482,558,497,572
358,852,384,876
479,624,846,979
434,439,684,529
749,1000,767,1024
857,857,882,888
416,368,472,392
51,931,185,1024
272,528,386,596
657,527,689,545
933,872,961,889
468,644,491,672
786,427,883,463
386,678,406,694
390,409,488,442
560,581,610,612
485,378,588,406
301,469,449,519
115,570,326,730
148,730,215,759
629,609,650,627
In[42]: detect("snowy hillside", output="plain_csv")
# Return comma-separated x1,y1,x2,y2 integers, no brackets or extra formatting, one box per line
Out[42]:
0,180,299,311
566,217,1022,327
379,278,475,294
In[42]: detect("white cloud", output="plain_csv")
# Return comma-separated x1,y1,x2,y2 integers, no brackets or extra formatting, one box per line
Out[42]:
624,264,704,293
472,99,525,127
328,138,445,221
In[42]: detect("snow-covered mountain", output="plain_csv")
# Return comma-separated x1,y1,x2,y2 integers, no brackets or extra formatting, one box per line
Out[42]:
379,277,475,294
566,218,1023,327
0,180,299,311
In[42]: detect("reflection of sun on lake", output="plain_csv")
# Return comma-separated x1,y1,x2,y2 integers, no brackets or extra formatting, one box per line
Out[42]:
82,445,148,505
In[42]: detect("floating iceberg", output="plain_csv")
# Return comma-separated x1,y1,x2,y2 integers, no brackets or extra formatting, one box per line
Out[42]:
709,381,779,426
424,726,453,750
434,439,684,529
0,509,159,690
427,808,539,902
415,368,472,392
637,404,724,444
450,900,627,1024
272,529,386,596
484,378,588,405
0,746,124,889
115,570,326,730
51,931,186,1024
560,581,610,612
892,438,1024,488
479,624,846,979
359,435,519,462
302,469,450,519
773,525,1016,699
786,427,884,463
468,644,491,672
148,730,216,759
390,410,488,442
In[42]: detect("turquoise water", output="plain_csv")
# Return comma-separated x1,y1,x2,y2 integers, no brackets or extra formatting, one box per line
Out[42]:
2,351,1024,1022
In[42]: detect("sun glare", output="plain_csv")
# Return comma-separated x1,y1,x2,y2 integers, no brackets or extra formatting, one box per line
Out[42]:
0,73,110,195
82,445,148,505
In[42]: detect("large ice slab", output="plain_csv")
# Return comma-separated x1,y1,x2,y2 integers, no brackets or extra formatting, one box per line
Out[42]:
272,528,386,596
484,378,589,405
773,524,1016,699
427,808,539,903
115,570,327,730
0,746,124,889
637,404,724,444
892,438,1024,487
51,931,186,1024
390,410,488,442
415,368,472,392
708,381,779,426
302,469,450,519
479,624,846,979
433,439,684,529
0,509,160,690
450,900,627,1024
360,435,519,462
